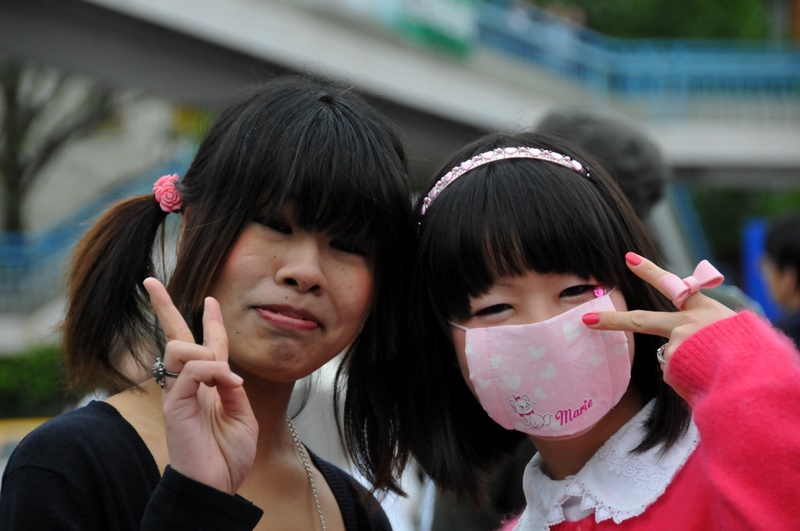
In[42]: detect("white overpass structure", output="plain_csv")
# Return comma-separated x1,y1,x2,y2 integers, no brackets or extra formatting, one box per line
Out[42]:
2,0,799,188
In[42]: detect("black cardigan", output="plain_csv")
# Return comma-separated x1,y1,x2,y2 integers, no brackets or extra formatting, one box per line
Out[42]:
0,401,391,530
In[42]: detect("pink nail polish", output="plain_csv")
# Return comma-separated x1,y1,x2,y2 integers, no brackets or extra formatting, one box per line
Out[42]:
625,252,643,266
582,313,600,325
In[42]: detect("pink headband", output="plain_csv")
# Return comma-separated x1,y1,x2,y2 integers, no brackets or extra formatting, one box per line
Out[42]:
153,173,183,213
420,147,591,215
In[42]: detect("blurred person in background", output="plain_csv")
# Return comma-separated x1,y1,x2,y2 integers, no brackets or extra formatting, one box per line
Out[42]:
761,211,800,347
538,107,668,221
538,107,760,313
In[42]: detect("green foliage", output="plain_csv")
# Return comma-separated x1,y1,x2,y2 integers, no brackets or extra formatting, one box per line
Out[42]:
172,106,214,144
0,344,75,417
689,186,800,275
543,0,769,39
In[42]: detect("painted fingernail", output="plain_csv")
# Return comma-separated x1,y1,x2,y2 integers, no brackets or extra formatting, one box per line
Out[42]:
582,313,600,325
625,252,643,266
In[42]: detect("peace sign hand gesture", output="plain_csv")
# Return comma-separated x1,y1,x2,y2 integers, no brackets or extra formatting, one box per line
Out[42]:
143,277,258,495
582,253,736,397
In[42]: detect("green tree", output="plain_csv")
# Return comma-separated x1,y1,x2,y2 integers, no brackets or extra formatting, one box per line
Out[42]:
0,344,76,417
0,60,116,232
690,186,800,283
541,0,769,39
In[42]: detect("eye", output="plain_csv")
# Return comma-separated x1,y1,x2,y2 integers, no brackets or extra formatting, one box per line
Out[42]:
472,304,512,317
256,216,291,234
560,284,597,299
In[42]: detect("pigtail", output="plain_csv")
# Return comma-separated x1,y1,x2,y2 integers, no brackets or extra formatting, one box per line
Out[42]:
61,194,168,395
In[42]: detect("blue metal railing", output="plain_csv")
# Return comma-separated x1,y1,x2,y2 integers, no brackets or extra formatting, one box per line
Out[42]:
3,2,799,313
477,2,800,120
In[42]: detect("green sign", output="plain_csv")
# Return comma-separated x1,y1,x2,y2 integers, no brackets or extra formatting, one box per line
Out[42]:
392,0,479,57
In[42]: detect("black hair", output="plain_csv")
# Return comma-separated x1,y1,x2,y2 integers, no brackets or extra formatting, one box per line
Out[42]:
62,75,414,493
764,211,800,279
396,131,689,501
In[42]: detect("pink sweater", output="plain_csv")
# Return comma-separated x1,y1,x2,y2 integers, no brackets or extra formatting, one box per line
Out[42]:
502,312,800,530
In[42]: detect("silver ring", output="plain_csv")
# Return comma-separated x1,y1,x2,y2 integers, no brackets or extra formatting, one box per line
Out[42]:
152,358,180,388
656,344,668,364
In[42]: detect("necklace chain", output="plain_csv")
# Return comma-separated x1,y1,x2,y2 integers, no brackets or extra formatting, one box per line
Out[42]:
286,416,327,531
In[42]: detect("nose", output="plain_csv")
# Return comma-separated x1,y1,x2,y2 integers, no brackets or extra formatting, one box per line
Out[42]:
275,236,325,293
521,300,561,325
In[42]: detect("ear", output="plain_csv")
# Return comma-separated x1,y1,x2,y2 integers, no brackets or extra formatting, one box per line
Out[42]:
784,267,800,309
776,267,799,298
763,259,798,306
788,267,799,292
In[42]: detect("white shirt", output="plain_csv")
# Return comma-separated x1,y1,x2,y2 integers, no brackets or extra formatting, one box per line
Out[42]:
514,400,700,530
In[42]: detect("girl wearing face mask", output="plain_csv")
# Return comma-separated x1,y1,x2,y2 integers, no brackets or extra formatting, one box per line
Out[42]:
386,132,800,530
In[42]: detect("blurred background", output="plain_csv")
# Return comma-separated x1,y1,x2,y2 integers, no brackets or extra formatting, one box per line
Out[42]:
0,0,798,526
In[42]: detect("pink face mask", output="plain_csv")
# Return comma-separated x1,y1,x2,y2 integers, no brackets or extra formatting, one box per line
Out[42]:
451,292,630,438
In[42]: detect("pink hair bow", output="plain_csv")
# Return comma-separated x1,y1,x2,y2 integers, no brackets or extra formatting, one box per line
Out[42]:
659,260,724,309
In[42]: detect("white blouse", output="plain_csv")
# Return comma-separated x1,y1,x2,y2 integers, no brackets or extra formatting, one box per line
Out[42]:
514,400,700,530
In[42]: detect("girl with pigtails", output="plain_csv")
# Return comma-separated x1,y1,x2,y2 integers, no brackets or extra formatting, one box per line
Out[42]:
0,75,414,530
391,131,800,529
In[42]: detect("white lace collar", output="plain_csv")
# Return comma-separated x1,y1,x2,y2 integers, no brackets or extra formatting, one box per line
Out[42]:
514,400,700,530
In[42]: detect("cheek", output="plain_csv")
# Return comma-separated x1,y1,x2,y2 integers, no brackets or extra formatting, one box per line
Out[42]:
358,270,374,309
212,231,264,285
209,248,262,305
344,266,374,319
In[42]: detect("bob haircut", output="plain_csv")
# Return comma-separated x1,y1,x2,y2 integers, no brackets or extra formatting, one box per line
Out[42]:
398,131,689,501
62,75,414,492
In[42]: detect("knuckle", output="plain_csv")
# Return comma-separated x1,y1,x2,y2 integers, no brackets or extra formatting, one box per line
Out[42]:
164,338,183,351
629,310,648,329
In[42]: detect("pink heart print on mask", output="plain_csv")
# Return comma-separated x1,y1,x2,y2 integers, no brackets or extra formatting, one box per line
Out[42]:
456,293,630,438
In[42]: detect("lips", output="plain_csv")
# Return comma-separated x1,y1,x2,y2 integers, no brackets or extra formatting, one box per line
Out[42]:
256,305,321,331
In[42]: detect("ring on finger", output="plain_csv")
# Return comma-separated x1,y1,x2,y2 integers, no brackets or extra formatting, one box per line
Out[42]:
656,343,668,364
152,358,180,388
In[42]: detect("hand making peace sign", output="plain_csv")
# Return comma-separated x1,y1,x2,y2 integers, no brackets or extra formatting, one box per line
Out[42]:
582,253,736,396
143,277,258,495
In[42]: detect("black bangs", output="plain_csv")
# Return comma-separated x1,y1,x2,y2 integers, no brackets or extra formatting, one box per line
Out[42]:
206,82,406,262
281,103,404,253
420,158,630,320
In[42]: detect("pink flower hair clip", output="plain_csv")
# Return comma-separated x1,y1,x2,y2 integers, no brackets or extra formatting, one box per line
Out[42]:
153,173,183,213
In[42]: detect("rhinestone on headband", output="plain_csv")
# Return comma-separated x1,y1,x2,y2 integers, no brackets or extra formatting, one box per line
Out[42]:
420,147,590,215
